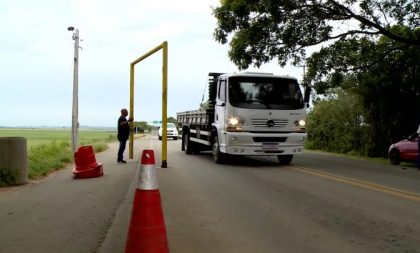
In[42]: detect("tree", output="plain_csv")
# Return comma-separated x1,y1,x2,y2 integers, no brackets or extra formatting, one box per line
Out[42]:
213,1,420,157
305,25,419,91
213,0,420,70
167,117,177,124
306,89,369,155
199,100,210,110
306,30,420,156
356,42,420,156
134,121,152,133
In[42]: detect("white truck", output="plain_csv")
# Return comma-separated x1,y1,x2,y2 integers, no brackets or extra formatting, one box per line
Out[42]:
177,72,310,164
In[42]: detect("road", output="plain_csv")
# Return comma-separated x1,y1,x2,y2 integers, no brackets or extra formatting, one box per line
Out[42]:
0,140,144,253
1,135,420,253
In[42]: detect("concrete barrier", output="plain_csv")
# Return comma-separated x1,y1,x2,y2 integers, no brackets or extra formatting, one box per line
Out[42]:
0,137,28,185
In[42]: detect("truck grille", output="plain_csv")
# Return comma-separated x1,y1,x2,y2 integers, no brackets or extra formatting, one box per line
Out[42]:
251,119,288,128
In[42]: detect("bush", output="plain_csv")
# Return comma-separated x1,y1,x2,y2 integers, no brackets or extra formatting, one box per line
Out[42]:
306,90,371,156
0,133,117,185
28,141,72,178
0,167,18,187
93,143,108,153
27,141,111,179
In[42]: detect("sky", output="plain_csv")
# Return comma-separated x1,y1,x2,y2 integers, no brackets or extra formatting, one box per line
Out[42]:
0,0,305,127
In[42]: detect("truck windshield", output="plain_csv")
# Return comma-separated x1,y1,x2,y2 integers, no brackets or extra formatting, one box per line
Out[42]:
228,76,304,109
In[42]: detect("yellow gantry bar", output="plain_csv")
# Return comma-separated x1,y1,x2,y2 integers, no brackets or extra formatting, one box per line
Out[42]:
129,41,168,168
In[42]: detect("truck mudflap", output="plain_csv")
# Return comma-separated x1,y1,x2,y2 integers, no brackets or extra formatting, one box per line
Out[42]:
221,132,307,156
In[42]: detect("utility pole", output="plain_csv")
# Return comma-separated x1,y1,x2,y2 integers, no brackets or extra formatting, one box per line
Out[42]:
68,26,80,155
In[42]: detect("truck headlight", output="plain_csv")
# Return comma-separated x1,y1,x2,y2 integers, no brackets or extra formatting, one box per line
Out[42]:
226,116,246,131
295,119,306,133
295,119,306,127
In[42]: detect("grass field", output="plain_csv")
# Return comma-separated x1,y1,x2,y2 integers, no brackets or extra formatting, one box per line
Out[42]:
0,128,117,148
0,128,118,184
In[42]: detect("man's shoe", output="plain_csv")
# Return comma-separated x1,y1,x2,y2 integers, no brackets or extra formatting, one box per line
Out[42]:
118,160,127,163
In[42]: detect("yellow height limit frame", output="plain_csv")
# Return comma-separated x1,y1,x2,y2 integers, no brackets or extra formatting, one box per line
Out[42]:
129,41,168,168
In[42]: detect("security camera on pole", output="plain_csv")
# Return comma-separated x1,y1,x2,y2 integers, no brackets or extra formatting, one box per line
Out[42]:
68,26,80,156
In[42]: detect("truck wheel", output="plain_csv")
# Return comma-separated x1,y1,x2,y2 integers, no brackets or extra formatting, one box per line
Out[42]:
158,135,162,141
278,155,293,165
184,133,193,155
212,135,227,164
181,134,185,151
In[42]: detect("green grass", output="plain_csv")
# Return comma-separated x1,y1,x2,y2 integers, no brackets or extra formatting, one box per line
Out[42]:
304,147,390,164
0,167,18,187
0,128,117,184
0,128,116,148
28,141,73,178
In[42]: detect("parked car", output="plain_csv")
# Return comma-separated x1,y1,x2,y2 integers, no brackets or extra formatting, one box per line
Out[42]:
158,123,179,140
388,134,418,165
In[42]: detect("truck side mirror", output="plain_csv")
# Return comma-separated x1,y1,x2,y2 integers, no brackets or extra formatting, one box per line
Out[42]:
304,86,311,106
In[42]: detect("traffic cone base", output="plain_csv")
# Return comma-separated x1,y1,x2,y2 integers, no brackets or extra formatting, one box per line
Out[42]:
125,190,169,253
73,163,103,179
125,227,168,253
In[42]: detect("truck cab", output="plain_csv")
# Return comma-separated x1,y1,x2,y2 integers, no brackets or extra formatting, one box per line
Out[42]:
178,72,309,164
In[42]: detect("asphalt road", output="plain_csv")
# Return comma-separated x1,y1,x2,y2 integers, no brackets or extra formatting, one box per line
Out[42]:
0,140,144,253
157,138,420,253
1,136,420,253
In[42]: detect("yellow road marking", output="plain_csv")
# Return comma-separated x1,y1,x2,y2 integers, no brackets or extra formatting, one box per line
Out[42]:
291,165,420,202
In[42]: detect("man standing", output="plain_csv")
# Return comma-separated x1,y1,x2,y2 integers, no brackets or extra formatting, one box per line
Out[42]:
117,108,132,163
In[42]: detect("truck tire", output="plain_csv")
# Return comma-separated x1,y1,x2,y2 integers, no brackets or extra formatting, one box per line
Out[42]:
158,135,162,141
212,135,227,164
278,155,293,165
184,133,193,155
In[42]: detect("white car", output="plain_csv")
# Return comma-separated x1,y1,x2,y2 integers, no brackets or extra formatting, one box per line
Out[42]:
158,123,179,140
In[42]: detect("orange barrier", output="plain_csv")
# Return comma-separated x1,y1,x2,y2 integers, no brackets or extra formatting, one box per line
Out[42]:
125,149,169,253
73,146,103,179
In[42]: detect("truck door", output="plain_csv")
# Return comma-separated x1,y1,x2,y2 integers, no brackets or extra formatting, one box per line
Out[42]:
214,78,227,134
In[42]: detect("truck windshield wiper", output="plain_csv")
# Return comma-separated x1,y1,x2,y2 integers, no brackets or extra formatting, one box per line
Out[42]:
243,99,272,109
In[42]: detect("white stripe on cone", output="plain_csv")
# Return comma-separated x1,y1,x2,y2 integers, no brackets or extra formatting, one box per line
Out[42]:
137,164,158,190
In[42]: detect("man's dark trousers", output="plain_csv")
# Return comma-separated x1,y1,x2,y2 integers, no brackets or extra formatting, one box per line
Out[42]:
118,139,127,162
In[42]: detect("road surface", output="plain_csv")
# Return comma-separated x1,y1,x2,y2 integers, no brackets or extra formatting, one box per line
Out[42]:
1,135,419,253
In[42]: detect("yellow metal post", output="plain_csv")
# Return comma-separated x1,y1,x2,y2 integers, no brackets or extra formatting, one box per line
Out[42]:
128,41,168,168
161,41,168,168
129,64,135,159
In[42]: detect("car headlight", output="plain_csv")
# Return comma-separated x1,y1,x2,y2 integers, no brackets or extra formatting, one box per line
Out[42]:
226,116,246,131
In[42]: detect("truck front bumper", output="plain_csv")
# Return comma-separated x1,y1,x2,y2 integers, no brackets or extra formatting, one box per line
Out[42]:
221,131,307,156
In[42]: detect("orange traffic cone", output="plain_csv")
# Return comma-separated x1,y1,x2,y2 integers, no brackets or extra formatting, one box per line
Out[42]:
73,146,103,179
125,149,169,253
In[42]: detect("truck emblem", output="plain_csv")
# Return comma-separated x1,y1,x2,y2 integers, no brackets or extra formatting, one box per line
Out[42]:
266,119,275,127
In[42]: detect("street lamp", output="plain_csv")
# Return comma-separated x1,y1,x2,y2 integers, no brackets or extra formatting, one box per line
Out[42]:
68,26,80,156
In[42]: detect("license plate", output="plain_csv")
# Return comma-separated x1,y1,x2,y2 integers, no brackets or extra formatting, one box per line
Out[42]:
262,143,279,150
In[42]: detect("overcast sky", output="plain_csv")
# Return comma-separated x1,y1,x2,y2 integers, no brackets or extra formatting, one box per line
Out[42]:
0,0,304,127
